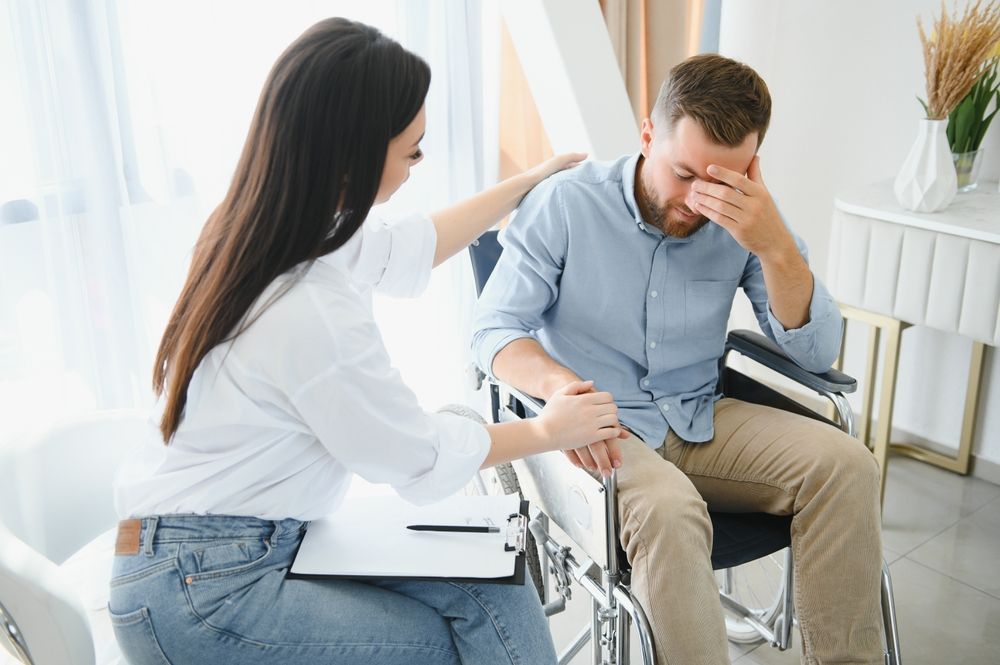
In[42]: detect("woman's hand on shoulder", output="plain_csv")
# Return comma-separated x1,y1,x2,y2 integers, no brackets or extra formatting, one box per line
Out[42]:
524,152,587,187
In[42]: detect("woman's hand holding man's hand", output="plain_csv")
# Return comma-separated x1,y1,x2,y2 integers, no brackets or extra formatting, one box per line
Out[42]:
537,379,627,477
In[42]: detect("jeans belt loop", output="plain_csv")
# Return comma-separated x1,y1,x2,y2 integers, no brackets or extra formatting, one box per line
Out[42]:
142,516,159,556
270,520,284,546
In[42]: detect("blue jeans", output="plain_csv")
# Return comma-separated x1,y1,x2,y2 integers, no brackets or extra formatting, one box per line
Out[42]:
108,515,557,664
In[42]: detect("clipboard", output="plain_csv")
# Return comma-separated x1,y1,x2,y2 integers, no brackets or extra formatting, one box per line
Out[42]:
288,494,530,585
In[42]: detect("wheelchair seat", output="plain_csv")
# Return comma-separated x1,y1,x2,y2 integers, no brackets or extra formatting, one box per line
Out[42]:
709,513,791,570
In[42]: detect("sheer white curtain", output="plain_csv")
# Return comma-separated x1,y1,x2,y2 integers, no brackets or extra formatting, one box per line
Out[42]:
0,0,499,445
374,0,501,413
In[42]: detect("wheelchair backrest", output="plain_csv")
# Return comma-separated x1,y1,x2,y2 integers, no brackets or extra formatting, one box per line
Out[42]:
469,229,503,296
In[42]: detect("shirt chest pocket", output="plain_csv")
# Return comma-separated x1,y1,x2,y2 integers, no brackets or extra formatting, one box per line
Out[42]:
684,279,738,337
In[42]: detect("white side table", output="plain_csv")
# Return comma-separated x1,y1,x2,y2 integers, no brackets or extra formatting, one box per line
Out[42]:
827,180,1000,503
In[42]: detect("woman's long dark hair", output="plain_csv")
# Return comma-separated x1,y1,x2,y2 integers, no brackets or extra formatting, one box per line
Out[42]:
154,18,430,442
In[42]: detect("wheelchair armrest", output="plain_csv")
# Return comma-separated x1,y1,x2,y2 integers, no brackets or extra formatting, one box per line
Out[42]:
725,329,856,396
502,384,546,417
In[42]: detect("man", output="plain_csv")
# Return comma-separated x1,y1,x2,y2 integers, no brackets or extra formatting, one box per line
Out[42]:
471,54,883,665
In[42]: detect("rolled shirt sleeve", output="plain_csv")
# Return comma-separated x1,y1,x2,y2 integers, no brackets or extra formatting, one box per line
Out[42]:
291,297,490,505
323,213,437,298
764,276,843,373
741,230,844,373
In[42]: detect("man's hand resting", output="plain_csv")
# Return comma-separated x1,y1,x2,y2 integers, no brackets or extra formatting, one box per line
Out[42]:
563,435,628,477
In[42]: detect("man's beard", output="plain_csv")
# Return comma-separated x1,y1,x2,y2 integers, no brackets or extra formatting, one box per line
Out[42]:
640,175,709,239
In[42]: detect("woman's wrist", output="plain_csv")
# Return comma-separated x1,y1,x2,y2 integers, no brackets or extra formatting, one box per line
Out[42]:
507,170,539,200
528,416,558,452
542,372,581,401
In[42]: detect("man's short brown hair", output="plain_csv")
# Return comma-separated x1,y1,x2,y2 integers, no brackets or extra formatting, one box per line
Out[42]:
651,54,771,148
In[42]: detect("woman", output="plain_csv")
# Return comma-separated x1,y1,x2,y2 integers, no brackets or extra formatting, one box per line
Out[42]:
109,17,624,665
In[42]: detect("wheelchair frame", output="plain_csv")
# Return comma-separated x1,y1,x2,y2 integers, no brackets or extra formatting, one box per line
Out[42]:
479,331,902,665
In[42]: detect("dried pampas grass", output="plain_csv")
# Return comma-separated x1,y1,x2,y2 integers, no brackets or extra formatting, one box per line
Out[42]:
918,0,1000,119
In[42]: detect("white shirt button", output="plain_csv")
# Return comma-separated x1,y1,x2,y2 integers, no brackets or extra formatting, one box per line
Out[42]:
661,404,671,412
649,341,657,349
642,379,650,387
650,290,658,298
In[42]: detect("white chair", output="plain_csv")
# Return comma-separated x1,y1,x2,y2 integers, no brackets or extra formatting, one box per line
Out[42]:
0,521,93,665
1,409,148,665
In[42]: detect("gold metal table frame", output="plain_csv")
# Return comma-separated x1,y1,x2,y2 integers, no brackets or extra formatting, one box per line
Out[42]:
835,304,987,506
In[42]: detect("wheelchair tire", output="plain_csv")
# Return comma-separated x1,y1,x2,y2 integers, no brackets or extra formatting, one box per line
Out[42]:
716,550,786,644
471,463,546,603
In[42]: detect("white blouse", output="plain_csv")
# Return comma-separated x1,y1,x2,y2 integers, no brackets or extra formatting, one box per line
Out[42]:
114,214,491,521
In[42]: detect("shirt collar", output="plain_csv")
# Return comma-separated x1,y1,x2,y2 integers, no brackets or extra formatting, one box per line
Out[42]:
620,152,698,243
621,152,643,226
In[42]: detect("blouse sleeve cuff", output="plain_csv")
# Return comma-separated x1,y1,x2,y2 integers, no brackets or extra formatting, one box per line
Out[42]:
393,412,491,505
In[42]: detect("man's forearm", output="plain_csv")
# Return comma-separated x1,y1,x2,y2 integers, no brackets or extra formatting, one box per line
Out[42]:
760,245,813,330
491,338,579,401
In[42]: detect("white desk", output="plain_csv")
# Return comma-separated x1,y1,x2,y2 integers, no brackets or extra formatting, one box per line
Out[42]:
827,180,1000,501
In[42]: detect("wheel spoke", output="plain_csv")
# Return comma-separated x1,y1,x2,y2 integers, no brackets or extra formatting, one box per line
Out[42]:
717,549,788,645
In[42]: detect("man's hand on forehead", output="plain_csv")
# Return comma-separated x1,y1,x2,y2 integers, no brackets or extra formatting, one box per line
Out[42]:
687,155,795,260
697,156,753,190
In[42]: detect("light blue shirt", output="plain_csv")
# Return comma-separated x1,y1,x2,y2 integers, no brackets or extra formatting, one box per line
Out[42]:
471,153,843,447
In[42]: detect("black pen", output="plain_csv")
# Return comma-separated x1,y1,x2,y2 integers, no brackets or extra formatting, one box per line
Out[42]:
407,524,500,533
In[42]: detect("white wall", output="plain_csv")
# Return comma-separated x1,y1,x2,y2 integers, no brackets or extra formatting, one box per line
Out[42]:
502,0,637,159
719,0,1000,466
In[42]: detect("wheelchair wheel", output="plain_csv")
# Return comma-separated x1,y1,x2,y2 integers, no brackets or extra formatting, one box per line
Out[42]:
469,463,546,602
716,550,786,644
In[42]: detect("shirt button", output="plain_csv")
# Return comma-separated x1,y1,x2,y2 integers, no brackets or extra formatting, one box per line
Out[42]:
649,342,657,349
650,290,658,298
642,379,650,387
661,404,671,413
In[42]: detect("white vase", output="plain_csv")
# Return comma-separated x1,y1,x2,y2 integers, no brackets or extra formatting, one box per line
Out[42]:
893,118,957,213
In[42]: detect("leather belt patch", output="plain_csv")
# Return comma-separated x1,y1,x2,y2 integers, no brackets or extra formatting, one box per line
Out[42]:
116,519,141,555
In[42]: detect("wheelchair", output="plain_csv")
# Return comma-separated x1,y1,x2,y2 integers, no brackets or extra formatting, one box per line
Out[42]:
468,229,902,665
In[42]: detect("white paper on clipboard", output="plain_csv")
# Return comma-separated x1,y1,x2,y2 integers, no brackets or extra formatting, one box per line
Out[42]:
290,493,522,580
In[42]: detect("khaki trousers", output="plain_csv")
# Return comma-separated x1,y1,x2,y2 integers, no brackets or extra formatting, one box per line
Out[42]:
616,398,883,665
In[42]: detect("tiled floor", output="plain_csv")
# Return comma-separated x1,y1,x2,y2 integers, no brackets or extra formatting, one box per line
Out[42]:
548,457,1000,664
